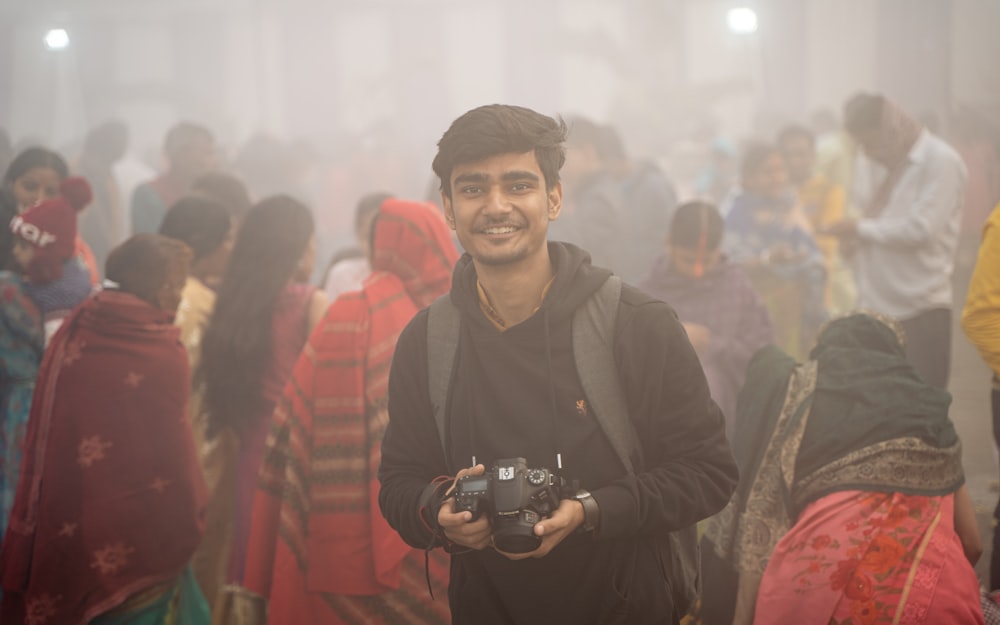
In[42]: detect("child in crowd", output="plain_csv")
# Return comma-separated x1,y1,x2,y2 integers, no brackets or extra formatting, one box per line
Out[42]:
640,200,774,436
10,177,94,343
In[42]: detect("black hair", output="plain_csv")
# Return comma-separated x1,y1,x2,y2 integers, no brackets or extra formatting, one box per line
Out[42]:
669,200,724,250
192,171,253,219
158,196,233,261
106,234,192,307
432,104,566,199
163,122,213,161
82,120,129,163
740,142,781,181
776,124,815,148
197,194,314,436
0,188,18,270
354,192,391,237
2,147,69,187
843,92,885,136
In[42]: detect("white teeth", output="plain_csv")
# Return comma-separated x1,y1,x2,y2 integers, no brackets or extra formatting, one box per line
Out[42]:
483,226,517,234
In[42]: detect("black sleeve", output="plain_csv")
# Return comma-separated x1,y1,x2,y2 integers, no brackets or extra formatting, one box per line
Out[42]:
592,287,740,537
377,309,452,548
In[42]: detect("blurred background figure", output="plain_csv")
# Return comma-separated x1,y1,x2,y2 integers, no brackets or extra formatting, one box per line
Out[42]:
0,130,12,184
777,124,856,314
4,147,100,283
10,177,94,343
321,191,390,301
0,189,43,545
191,171,253,222
550,115,626,274
75,119,129,272
131,122,216,235
602,122,679,283
245,199,457,624
825,92,967,389
0,234,210,625
698,313,983,625
962,197,1000,589
724,142,826,359
639,200,773,435
195,195,326,620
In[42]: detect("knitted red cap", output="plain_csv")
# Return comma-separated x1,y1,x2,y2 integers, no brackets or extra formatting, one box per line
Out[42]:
10,176,92,282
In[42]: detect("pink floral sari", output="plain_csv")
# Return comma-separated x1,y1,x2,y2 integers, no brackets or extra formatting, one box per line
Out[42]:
755,490,983,625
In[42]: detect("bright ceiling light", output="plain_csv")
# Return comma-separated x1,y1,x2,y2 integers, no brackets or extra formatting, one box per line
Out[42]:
44,28,70,50
727,8,758,34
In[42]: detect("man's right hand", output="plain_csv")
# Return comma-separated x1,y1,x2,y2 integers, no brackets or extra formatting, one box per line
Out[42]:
439,464,492,550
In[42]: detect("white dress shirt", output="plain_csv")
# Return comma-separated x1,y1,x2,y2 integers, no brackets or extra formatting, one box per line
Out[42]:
852,129,968,320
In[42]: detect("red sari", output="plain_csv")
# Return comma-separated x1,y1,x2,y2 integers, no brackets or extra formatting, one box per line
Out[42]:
0,290,208,625
244,199,457,624
755,490,984,625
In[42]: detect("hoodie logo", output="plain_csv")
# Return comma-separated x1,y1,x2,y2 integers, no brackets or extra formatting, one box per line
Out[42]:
576,399,588,416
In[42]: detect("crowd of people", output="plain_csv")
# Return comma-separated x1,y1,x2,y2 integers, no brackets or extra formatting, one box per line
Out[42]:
0,90,996,625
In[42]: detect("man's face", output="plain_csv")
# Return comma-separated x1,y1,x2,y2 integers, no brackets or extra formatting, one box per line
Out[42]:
442,151,561,268
778,135,815,186
172,136,217,179
743,153,789,200
851,128,892,166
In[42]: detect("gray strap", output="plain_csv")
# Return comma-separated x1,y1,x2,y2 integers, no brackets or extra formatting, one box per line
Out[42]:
572,275,642,475
427,294,460,449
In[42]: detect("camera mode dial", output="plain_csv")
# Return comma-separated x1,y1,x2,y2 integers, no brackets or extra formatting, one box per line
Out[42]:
527,469,547,486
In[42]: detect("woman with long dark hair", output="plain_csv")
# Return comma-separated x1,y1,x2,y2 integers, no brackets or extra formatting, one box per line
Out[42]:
196,195,326,618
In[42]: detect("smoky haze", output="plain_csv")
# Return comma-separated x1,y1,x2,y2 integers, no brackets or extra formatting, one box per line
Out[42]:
1,0,998,246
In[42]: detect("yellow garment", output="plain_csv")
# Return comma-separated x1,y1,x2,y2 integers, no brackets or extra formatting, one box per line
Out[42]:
797,174,857,315
175,277,218,455
962,203,1000,377
174,277,238,614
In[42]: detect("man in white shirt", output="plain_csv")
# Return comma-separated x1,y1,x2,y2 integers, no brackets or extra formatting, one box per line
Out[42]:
824,92,967,388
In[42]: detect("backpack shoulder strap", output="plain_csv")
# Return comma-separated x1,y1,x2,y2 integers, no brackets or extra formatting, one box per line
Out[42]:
573,276,700,615
427,294,459,449
571,275,643,475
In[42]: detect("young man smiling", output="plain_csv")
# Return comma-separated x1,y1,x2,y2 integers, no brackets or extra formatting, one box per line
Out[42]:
378,104,738,625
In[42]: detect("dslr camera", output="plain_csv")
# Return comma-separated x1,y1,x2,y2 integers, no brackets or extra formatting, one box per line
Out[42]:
453,457,565,553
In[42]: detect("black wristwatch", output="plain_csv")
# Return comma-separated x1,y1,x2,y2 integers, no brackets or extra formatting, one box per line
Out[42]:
573,489,600,535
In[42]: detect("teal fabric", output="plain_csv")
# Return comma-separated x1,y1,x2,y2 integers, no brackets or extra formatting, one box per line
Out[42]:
89,567,209,625
0,271,44,541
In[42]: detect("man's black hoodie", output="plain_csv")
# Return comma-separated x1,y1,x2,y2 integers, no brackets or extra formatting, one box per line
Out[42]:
379,242,738,625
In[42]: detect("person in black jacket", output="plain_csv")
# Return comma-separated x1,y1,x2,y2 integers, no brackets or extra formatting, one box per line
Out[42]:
377,104,739,625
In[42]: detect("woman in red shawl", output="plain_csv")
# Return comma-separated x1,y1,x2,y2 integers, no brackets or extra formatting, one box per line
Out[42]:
245,198,458,624
0,233,209,625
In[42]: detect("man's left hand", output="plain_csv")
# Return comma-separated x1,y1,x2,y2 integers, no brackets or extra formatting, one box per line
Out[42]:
494,498,585,560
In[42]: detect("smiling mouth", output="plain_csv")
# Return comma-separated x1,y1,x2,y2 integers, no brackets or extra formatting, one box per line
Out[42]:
480,225,519,235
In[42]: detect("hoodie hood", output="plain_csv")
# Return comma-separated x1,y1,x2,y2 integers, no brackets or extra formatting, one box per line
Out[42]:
449,241,612,329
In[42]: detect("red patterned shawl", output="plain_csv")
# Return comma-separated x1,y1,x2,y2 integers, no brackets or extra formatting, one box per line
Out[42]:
245,200,456,611
0,290,208,625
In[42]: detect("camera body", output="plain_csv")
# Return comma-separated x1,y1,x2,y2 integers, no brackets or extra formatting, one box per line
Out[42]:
453,457,566,553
